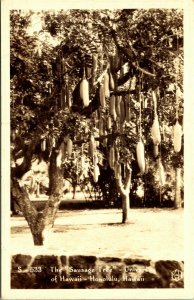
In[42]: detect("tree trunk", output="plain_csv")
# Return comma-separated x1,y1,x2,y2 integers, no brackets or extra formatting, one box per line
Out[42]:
122,192,130,223
11,178,45,245
32,230,44,246
116,167,132,224
174,167,182,208
11,149,65,245
43,150,64,227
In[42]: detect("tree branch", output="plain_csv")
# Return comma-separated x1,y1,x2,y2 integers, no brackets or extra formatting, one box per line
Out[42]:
125,167,132,191
111,29,156,77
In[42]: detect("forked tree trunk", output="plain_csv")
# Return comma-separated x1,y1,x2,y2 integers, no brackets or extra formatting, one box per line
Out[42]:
11,149,64,246
116,167,132,223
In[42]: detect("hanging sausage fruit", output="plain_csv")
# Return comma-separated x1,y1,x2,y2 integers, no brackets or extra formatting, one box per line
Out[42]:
56,149,62,167
153,144,159,158
80,68,90,107
136,141,146,174
99,84,106,107
99,116,104,136
88,134,96,158
41,139,46,152
151,115,161,145
93,164,100,183
104,72,110,98
109,146,115,169
60,142,66,160
109,95,116,121
52,137,56,148
173,120,183,153
120,96,126,123
136,88,145,174
109,71,115,90
66,137,73,157
107,116,112,131
115,95,121,117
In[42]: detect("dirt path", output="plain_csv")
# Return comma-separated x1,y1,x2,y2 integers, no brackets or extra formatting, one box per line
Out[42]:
11,208,183,260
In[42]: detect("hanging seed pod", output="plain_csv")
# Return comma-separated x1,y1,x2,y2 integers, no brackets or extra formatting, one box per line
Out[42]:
152,90,157,113
109,146,115,169
52,137,56,148
56,149,62,167
93,163,100,182
66,86,71,108
173,120,182,153
80,78,90,107
158,160,166,186
102,137,107,147
99,84,106,107
115,96,121,117
141,93,145,109
120,98,126,123
115,147,120,161
151,115,161,145
114,162,121,179
94,154,98,165
109,72,115,90
66,138,73,157
99,117,104,136
153,144,159,158
136,141,145,174
88,135,96,158
41,139,46,152
60,142,66,159
107,116,112,130
104,72,110,98
109,95,116,120
156,86,160,99
125,106,131,122
62,58,66,73
66,85,72,108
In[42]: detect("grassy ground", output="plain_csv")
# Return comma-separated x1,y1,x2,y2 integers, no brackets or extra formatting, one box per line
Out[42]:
11,207,184,261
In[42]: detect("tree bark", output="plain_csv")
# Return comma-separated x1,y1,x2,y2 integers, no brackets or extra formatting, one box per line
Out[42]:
32,232,44,246
116,167,132,223
43,150,64,227
11,178,45,245
174,167,182,209
121,192,130,223
11,149,65,245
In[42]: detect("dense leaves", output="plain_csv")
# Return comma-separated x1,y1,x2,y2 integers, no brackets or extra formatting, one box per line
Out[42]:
11,9,183,206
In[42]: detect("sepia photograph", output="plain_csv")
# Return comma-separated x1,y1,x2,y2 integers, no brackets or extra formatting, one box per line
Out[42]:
1,0,194,299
